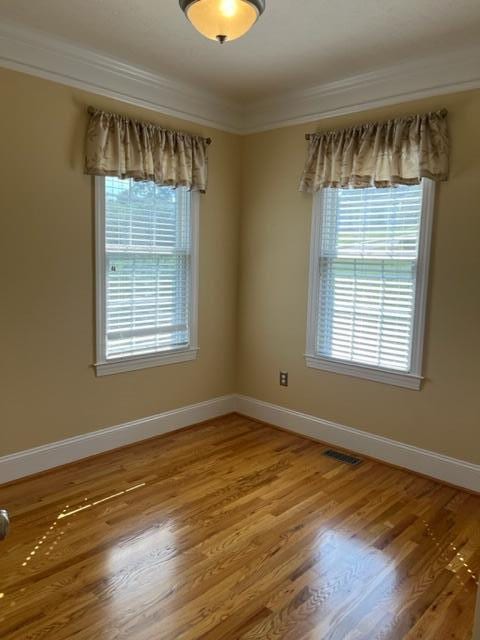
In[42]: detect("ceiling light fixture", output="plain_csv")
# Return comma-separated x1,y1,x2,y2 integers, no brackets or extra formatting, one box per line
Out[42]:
179,0,265,44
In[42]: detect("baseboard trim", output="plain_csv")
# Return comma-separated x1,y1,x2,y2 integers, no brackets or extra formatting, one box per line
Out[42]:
235,395,480,493
3,394,478,492
0,395,236,484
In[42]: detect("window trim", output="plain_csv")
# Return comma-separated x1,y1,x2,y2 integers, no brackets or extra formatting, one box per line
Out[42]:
305,179,436,390
94,176,199,376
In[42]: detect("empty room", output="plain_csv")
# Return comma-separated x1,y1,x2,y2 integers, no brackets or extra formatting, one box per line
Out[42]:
0,1,479,638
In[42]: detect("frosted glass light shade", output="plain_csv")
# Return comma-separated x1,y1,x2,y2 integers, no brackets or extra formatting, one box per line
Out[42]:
180,0,265,43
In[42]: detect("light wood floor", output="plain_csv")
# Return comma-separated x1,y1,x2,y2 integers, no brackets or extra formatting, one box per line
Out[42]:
0,414,479,639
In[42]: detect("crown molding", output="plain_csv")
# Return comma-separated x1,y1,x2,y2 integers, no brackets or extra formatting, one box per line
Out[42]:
0,20,480,135
0,21,244,133
242,45,480,133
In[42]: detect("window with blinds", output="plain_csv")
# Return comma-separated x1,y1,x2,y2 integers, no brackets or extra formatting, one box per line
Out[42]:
95,177,198,374
306,181,434,389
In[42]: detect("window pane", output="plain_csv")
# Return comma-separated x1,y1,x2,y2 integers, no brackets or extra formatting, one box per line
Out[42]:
316,184,423,372
104,178,191,359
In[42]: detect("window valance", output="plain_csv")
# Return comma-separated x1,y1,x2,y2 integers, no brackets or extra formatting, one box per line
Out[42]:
299,109,449,192
85,107,211,192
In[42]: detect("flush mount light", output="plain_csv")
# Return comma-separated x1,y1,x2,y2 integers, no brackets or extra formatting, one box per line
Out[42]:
179,0,265,44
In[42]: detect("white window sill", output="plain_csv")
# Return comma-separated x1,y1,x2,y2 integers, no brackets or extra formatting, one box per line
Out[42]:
95,348,198,377
305,354,423,390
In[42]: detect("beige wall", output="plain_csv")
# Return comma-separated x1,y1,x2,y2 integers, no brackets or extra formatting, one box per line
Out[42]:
1,67,479,466
0,67,241,456
238,90,480,465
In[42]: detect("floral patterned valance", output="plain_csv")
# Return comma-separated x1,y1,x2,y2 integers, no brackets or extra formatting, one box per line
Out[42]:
85,107,211,192
299,109,449,191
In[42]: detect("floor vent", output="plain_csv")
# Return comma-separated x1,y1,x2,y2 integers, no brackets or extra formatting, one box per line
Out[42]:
323,449,362,466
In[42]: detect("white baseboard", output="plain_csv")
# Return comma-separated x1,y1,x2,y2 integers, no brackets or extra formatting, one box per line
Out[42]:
235,395,480,493
0,395,236,484
2,394,478,492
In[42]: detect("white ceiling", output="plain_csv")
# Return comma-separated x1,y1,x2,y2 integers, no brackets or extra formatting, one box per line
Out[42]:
1,0,480,104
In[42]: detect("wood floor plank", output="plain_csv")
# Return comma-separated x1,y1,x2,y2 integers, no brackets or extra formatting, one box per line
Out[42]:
0,414,478,639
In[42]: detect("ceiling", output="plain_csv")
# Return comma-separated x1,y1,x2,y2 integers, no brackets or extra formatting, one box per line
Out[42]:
1,0,480,104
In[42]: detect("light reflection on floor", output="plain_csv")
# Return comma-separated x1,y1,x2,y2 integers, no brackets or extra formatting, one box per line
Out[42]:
422,518,479,590
58,483,146,520
305,523,478,637
1,483,478,636
0,480,148,618
104,518,179,618
313,528,394,583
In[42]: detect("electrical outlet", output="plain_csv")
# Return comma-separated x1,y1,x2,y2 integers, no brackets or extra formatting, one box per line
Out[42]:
280,371,288,387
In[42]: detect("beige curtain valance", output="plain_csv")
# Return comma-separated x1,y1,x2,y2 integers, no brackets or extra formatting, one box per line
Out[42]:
299,109,449,192
85,107,211,192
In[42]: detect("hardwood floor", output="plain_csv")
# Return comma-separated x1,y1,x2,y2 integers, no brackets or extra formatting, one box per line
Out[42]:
0,414,478,639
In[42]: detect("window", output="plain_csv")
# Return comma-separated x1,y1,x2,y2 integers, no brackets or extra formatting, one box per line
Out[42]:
306,180,435,390
95,177,199,376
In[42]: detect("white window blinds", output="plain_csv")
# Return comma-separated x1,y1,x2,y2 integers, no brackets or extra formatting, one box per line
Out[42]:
103,178,192,360
313,183,426,374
